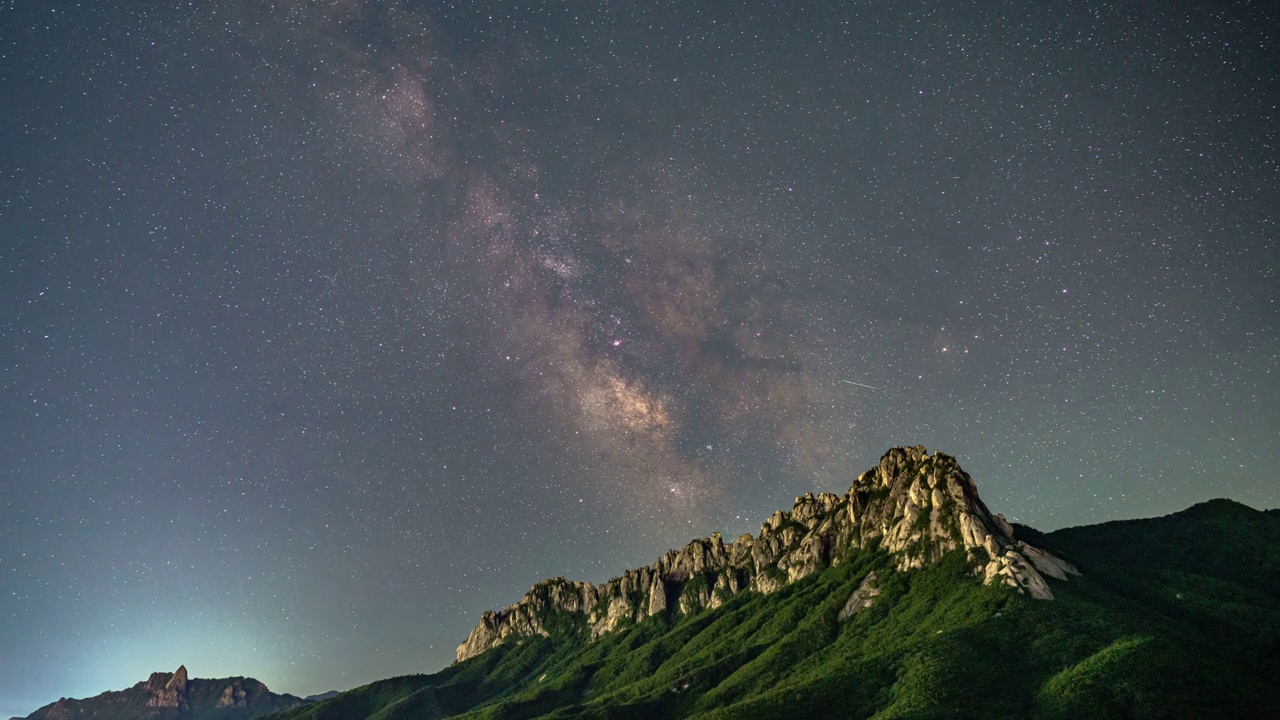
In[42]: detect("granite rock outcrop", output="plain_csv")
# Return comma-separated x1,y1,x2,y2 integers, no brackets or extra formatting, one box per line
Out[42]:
15,666,305,720
457,445,1079,662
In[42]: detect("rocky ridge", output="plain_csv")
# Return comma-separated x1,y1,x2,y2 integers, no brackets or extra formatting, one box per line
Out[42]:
456,445,1078,662
15,666,305,720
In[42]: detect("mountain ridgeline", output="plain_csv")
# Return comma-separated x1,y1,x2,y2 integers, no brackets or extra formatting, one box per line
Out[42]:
458,445,1075,661
18,446,1278,719
267,445,1280,719
13,666,306,720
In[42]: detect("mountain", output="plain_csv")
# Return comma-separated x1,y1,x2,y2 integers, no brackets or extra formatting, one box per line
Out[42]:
262,446,1280,718
1038,497,1280,596
13,666,306,720
456,445,1075,662
266,447,1280,717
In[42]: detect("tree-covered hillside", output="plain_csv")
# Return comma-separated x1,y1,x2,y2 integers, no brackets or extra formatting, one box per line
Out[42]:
267,500,1280,719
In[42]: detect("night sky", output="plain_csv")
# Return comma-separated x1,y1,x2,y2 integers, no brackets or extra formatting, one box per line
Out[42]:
2,0,1277,714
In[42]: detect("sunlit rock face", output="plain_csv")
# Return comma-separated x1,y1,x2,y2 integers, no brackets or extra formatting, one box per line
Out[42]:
456,445,1078,662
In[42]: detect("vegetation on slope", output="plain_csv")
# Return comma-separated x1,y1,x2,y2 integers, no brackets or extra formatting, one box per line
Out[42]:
271,501,1280,719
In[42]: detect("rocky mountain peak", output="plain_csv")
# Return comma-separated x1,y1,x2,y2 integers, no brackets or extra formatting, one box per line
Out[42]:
455,445,1079,662
17,666,305,720
167,666,188,691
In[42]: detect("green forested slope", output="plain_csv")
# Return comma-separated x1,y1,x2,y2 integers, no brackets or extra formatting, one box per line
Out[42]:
272,501,1280,719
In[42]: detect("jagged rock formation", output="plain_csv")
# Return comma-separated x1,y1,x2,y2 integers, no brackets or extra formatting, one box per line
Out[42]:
145,665,189,709
457,445,1079,662
15,666,305,720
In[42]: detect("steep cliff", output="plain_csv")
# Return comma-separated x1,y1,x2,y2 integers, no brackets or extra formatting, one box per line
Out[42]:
457,445,1077,661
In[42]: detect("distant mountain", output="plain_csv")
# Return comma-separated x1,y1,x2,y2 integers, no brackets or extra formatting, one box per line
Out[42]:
264,445,1280,718
299,693,339,704
14,666,305,720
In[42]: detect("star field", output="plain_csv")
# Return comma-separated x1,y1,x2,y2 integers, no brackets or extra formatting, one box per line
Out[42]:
2,1,1277,715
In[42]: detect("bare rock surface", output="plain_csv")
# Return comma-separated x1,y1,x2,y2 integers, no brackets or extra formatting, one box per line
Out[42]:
837,570,881,621
456,445,1079,662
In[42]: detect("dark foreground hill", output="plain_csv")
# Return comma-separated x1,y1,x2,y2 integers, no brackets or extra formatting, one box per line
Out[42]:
267,448,1280,717
14,666,306,720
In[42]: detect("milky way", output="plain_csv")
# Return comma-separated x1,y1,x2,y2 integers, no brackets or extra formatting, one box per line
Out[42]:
260,2,864,528
2,1,1277,714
